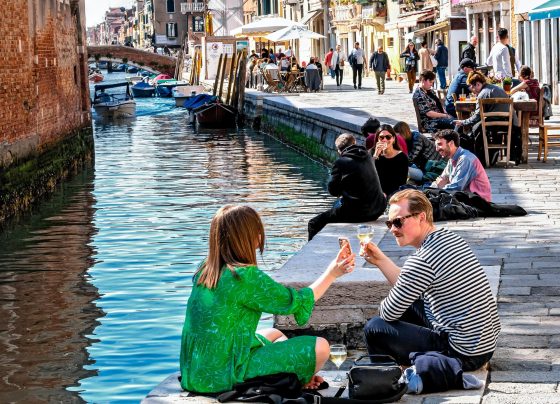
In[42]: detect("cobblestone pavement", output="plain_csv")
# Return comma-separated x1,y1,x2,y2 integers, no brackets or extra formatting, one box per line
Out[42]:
287,77,560,403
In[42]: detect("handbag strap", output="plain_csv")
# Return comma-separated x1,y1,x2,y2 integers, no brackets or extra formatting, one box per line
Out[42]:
304,383,407,404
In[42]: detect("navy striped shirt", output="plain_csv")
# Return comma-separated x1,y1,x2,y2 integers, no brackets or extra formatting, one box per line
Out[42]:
379,228,501,356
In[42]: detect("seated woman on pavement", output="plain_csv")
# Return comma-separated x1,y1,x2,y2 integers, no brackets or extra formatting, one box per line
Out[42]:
180,205,356,394
363,118,408,155
510,65,539,100
370,124,409,197
413,70,455,133
393,121,443,183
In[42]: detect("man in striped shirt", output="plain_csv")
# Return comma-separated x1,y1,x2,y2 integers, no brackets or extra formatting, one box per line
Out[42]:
362,189,500,371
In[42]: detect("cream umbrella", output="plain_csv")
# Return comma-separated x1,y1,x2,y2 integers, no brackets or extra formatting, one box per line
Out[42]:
265,25,325,42
231,17,304,37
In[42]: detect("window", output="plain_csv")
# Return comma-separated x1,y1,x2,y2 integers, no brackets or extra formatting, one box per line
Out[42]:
193,16,204,32
388,37,394,47
166,22,177,38
167,0,175,13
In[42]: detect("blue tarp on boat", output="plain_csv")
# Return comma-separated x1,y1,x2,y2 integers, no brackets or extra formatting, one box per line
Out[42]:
182,94,216,110
132,81,154,90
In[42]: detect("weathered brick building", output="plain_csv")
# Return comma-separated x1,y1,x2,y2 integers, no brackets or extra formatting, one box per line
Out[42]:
0,0,93,224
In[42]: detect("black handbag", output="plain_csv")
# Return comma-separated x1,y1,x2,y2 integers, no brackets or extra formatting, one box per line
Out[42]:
347,355,407,403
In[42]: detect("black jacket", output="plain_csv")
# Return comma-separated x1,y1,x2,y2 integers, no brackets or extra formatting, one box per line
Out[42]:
328,144,386,217
461,43,476,65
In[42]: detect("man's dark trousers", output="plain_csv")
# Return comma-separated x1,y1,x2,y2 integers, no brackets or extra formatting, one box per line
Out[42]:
352,64,364,88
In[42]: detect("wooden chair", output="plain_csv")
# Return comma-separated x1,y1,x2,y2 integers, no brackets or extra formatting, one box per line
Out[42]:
437,88,448,104
413,101,428,133
479,98,514,167
263,69,283,93
537,85,560,162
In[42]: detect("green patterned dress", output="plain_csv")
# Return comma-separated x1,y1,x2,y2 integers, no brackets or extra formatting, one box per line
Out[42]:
180,265,317,393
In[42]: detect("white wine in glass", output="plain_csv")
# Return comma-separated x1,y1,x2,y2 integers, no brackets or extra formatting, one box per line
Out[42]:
357,224,374,244
329,344,347,382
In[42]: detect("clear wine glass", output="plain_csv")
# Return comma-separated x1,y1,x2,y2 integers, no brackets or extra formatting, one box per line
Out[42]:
357,224,373,244
329,344,347,382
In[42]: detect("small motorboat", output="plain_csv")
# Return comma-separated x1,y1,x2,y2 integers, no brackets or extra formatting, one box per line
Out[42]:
127,66,139,73
172,85,206,107
131,81,155,97
155,80,190,97
89,71,104,82
126,75,144,84
92,82,136,119
194,100,237,128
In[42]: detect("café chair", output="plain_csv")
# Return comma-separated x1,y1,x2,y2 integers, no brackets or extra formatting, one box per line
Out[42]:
480,98,514,167
537,86,560,162
263,70,284,93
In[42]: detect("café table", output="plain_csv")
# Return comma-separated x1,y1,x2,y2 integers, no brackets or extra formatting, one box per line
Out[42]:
455,98,538,164
283,71,305,93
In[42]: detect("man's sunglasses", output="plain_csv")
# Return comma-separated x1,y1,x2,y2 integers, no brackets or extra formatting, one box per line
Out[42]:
378,134,393,140
385,213,418,229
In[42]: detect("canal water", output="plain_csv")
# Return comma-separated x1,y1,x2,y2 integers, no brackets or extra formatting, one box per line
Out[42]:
0,72,333,403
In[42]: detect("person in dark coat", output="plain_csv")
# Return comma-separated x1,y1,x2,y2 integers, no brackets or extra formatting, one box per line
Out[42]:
370,46,391,95
434,39,449,89
460,36,478,65
308,134,386,240
445,58,476,117
400,41,419,93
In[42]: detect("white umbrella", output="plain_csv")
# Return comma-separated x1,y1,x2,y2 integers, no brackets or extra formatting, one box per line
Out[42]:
231,17,304,37
265,25,325,42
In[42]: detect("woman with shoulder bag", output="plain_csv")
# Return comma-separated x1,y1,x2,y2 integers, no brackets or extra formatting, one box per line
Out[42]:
330,44,346,87
400,41,419,93
180,205,356,395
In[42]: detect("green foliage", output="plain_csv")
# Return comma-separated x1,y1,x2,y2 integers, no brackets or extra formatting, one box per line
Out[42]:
502,77,513,85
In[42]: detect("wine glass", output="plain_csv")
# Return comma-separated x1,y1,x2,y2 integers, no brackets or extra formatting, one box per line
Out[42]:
357,224,374,244
329,344,347,382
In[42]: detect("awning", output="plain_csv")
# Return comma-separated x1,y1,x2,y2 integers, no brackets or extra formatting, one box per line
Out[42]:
412,20,450,36
384,10,435,30
230,16,303,36
529,0,560,21
300,10,322,25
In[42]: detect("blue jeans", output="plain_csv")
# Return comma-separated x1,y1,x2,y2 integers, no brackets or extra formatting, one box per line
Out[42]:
436,66,447,89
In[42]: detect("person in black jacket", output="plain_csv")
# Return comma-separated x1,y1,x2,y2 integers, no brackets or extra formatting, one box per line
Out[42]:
308,134,386,240
460,36,478,65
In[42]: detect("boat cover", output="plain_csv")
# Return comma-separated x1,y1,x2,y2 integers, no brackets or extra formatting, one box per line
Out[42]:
182,94,217,110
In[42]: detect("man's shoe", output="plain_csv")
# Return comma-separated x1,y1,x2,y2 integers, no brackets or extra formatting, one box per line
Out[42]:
358,86,361,89
354,85,357,89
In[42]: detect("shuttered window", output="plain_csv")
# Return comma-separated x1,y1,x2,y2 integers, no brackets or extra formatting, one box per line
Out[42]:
166,22,177,38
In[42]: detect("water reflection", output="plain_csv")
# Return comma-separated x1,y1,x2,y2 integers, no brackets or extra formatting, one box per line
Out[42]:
0,170,102,403
1,92,332,402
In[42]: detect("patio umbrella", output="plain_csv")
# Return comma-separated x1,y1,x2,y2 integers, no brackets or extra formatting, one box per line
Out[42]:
231,16,304,37
265,25,325,42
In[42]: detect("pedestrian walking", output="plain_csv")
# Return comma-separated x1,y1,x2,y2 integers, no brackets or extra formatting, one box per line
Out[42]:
400,42,419,93
418,41,434,73
330,44,346,87
349,42,365,89
370,46,390,95
324,48,335,79
434,39,449,89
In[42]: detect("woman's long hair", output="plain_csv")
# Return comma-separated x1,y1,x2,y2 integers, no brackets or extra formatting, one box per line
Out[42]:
393,121,412,142
196,205,265,289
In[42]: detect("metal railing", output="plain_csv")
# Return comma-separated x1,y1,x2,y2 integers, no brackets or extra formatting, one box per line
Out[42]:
180,2,204,13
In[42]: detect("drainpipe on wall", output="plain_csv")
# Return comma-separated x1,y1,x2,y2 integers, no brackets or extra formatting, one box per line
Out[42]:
323,0,329,55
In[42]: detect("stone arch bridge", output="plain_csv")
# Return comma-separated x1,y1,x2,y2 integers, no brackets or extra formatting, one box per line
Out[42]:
87,45,177,76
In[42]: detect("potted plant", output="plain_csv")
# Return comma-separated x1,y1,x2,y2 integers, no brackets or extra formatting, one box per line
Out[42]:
502,77,513,93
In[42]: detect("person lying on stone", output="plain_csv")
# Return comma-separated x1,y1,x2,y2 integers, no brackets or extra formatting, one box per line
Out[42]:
180,204,356,394
360,189,500,373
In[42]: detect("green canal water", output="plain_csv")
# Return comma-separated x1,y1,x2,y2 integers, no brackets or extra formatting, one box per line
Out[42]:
0,78,334,403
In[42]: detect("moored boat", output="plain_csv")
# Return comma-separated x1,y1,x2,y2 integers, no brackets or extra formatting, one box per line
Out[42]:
172,85,206,107
194,100,237,128
131,81,156,97
92,82,136,119
89,72,104,82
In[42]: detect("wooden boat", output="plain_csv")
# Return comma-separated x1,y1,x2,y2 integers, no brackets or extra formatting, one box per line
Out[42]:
92,82,136,119
172,85,206,107
155,80,191,97
194,100,237,127
131,81,155,97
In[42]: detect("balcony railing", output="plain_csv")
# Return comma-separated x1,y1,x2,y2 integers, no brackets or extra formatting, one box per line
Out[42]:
333,5,354,22
181,2,204,13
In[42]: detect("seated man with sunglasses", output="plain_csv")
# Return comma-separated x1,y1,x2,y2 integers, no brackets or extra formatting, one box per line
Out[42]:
361,189,500,375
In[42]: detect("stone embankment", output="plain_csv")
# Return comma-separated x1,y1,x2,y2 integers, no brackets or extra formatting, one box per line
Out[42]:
145,79,560,402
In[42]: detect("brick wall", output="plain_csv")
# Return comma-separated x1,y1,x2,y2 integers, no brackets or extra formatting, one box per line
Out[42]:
0,0,91,169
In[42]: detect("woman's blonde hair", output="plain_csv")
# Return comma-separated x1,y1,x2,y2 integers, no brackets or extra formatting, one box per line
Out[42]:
389,189,434,225
466,71,487,86
196,205,265,289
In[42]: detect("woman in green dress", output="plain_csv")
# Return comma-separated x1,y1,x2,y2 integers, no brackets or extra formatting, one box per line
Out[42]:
180,205,356,394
